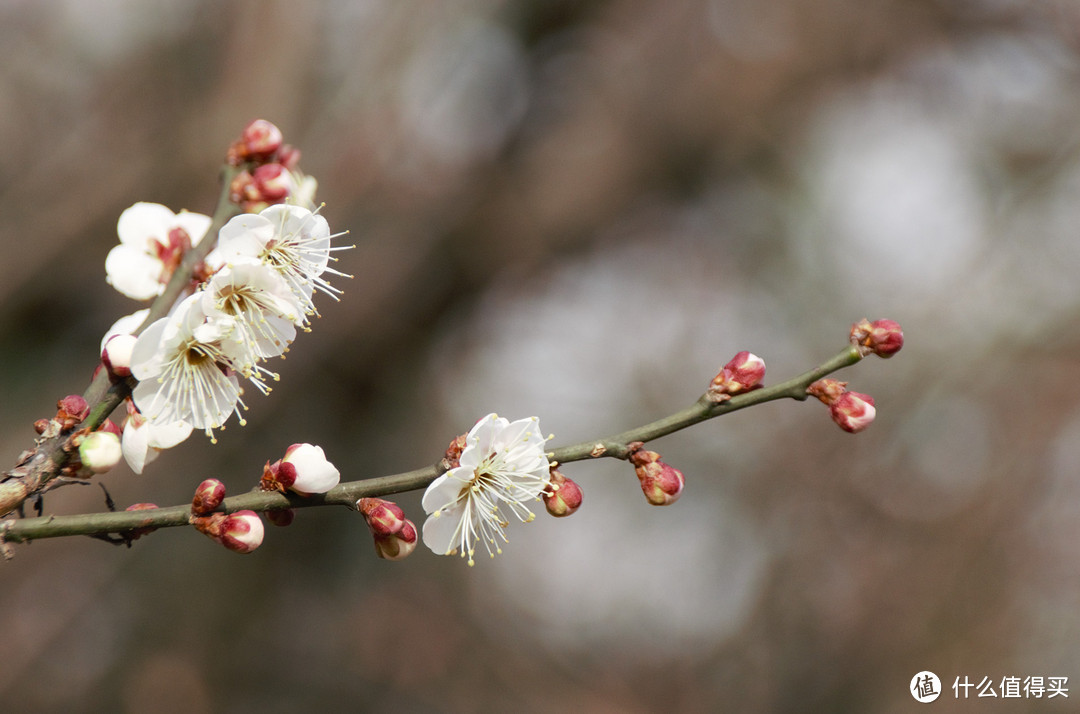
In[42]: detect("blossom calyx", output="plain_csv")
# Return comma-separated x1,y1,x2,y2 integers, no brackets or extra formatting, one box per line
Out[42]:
850,319,904,358
706,351,766,403
627,443,685,506
260,443,340,496
191,478,227,515
543,466,583,517
193,510,265,554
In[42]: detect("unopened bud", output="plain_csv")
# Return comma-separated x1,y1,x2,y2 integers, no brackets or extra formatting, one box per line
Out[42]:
628,444,685,506
372,519,418,561
260,443,340,496
102,333,137,378
357,498,417,560
252,163,294,201
241,119,283,158
57,394,89,429
98,418,123,437
706,351,766,402
191,478,227,515
807,378,876,433
543,467,583,517
850,318,904,358
193,510,265,554
357,498,409,536
77,431,122,474
829,391,876,433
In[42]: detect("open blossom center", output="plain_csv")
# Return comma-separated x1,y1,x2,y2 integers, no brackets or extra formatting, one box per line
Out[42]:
422,414,550,566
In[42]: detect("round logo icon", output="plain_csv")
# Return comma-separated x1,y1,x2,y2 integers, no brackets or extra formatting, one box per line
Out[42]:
911,671,942,703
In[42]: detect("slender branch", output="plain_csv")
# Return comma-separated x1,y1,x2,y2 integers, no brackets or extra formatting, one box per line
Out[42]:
0,165,245,516
0,345,864,545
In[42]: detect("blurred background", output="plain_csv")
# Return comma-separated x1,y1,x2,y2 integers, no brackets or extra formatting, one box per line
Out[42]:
1,0,1079,711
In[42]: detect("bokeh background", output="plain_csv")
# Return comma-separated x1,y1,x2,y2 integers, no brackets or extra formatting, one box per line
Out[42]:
2,0,1080,711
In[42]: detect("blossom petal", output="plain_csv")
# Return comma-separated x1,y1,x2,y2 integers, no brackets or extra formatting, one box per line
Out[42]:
105,245,165,300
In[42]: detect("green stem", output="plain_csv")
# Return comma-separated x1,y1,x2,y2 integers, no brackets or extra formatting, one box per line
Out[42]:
1,346,864,545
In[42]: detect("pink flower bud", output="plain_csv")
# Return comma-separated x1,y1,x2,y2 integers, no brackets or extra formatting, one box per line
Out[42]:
543,467,583,517
277,144,301,170
357,498,409,537
77,431,122,473
241,119,283,158
372,519,418,561
706,351,766,402
191,478,227,515
194,511,265,554
102,333,137,379
220,511,264,553
628,444,685,506
356,498,417,560
829,391,876,433
98,418,123,437
57,394,89,429
252,163,294,201
850,318,904,358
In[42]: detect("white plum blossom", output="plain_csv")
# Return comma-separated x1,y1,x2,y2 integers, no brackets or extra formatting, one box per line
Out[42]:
216,204,349,320
201,263,302,361
121,410,193,474
105,203,212,300
422,414,551,566
130,294,250,436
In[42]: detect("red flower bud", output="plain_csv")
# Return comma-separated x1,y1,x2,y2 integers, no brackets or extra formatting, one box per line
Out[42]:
241,119,283,158
850,318,904,358
57,394,89,430
543,467,583,517
191,478,227,515
628,444,685,506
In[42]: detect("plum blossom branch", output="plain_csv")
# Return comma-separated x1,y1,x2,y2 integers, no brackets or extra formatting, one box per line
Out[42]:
0,344,866,545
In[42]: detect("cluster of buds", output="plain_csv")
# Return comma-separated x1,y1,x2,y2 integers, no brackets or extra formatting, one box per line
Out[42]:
259,443,341,497
357,498,418,560
189,478,265,554
543,465,583,517
35,395,90,436
33,395,125,477
706,351,766,403
807,378,876,433
627,442,685,506
850,318,904,359
226,120,313,212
